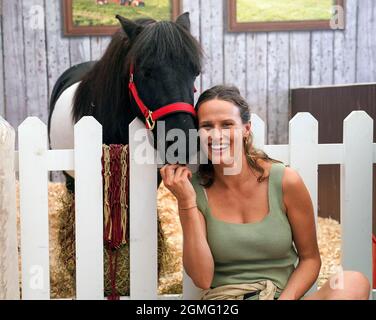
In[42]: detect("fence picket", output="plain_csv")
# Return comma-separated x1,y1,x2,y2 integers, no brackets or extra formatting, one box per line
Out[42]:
341,111,373,299
129,119,158,299
74,117,104,300
289,113,319,221
18,117,49,300
0,117,19,299
183,270,201,300
289,113,319,294
251,113,266,150
1,112,374,300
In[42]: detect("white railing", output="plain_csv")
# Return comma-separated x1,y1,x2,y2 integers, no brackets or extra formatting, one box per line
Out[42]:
0,111,375,300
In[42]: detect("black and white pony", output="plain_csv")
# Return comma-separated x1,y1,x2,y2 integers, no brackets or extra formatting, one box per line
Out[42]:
48,13,202,190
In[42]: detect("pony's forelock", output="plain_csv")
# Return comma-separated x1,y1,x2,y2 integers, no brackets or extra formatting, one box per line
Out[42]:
128,21,202,75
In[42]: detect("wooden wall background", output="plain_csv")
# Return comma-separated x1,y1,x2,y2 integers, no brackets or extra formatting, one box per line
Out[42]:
0,0,375,145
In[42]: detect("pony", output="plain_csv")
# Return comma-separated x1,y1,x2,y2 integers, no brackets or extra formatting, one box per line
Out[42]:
48,13,202,191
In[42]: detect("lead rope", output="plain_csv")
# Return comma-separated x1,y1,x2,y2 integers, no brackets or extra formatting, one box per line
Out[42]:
102,145,129,300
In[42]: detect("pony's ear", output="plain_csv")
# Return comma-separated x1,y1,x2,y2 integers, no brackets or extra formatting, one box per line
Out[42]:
175,12,190,32
116,15,143,40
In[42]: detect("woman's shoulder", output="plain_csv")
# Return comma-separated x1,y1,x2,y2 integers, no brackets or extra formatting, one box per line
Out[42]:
280,165,306,196
266,162,305,212
257,159,285,179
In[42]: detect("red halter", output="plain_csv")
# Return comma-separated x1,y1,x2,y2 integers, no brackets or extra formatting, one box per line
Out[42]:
128,64,197,130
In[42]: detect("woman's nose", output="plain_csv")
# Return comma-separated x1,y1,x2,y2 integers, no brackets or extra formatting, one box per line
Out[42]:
209,127,222,143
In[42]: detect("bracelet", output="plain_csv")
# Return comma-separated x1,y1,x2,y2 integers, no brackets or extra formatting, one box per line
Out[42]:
178,205,197,211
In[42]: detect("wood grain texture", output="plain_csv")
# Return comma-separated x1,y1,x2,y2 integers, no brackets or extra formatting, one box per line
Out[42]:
45,0,70,102
182,0,202,98
334,0,357,84
0,0,376,150
224,32,246,96
23,0,49,123
69,37,91,67
356,0,376,82
90,36,111,61
267,32,289,144
246,33,268,122
289,32,311,89
3,0,27,129
311,30,334,85
200,0,223,91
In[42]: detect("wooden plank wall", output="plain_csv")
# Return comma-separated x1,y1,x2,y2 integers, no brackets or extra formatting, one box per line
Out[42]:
0,0,374,144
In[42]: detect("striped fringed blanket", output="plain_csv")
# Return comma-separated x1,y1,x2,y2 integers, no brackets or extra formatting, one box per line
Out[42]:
102,145,129,300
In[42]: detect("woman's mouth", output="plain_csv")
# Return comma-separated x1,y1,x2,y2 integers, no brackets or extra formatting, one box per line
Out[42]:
209,143,230,151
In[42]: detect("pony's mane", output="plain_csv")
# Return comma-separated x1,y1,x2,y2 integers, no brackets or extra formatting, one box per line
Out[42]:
129,21,202,76
72,19,202,144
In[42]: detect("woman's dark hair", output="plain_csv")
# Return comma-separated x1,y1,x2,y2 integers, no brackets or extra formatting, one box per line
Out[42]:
196,85,282,187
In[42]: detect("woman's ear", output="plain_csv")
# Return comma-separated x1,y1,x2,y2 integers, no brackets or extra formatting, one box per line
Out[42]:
243,122,251,137
116,15,143,40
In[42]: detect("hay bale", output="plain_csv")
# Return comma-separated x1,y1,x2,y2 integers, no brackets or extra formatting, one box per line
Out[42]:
157,182,183,294
53,184,168,298
317,216,341,289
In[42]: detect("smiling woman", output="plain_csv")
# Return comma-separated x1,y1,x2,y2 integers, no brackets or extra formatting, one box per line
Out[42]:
160,85,371,300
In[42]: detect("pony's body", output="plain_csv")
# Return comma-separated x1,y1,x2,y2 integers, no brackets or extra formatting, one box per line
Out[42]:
48,14,202,185
49,61,99,177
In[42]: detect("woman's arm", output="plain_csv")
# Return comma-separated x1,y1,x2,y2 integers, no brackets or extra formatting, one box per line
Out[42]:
278,167,322,300
160,165,214,289
179,207,214,289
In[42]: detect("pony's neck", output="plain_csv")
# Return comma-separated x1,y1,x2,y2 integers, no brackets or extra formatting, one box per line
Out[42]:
72,37,138,144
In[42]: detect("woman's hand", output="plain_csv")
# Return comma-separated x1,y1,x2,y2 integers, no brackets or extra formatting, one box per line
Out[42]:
160,164,196,208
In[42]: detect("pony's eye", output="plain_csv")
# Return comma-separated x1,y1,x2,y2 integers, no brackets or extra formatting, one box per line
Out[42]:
143,69,153,78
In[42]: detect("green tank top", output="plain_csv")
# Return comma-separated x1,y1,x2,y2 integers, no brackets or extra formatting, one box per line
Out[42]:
190,162,299,299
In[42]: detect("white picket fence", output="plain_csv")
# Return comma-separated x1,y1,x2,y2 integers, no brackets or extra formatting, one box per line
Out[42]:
0,111,375,300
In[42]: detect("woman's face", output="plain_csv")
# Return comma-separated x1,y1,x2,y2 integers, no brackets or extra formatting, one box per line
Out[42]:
197,98,250,166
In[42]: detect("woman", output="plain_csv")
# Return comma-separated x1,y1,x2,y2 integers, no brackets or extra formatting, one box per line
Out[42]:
160,85,371,300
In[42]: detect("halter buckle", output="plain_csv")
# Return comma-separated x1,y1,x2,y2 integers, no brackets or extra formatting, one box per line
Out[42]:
145,110,155,130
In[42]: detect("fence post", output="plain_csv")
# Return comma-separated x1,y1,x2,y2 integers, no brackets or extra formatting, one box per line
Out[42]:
18,117,50,299
74,116,104,300
341,111,373,299
289,113,319,294
129,119,158,299
183,270,202,300
251,113,266,150
0,117,20,299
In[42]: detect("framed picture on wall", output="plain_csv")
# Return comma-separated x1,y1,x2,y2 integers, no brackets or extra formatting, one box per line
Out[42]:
63,0,182,36
227,0,346,32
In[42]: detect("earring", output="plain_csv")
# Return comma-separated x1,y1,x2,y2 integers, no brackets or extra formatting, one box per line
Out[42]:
243,135,250,151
